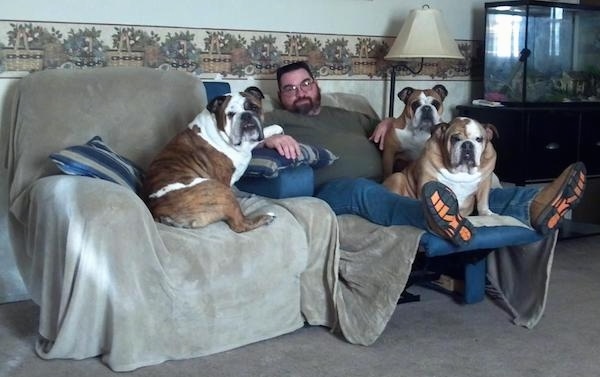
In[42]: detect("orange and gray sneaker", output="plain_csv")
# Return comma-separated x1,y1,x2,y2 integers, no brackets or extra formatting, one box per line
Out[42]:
421,181,475,245
530,161,586,235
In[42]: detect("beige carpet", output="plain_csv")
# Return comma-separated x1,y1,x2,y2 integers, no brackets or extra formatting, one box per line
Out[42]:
1,235,599,377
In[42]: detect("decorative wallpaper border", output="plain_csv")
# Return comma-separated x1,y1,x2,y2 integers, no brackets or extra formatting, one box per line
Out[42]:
0,20,483,80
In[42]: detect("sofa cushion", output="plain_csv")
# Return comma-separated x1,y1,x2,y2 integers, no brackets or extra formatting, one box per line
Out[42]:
244,143,338,179
49,136,144,193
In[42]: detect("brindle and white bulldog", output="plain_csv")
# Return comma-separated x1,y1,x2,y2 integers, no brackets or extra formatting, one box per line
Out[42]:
382,85,448,179
383,117,499,217
143,86,283,232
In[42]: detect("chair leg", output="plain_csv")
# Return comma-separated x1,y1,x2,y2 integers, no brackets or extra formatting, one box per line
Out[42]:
397,255,440,305
397,290,421,304
402,250,492,304
463,257,486,304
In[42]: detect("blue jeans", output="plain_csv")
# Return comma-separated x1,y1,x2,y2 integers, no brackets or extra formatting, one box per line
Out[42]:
315,178,539,229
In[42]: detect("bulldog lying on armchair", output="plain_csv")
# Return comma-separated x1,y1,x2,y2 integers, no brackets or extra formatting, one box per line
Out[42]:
143,86,283,232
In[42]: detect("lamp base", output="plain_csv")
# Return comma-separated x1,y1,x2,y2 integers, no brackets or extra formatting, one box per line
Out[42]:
387,59,426,118
388,67,397,118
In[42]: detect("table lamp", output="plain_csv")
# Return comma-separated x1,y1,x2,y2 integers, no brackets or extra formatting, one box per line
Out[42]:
385,5,464,117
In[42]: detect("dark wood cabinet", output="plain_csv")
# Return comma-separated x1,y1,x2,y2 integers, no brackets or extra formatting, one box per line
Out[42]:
456,105,600,185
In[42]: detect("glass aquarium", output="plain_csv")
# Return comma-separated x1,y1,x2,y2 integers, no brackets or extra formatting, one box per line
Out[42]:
483,0,600,104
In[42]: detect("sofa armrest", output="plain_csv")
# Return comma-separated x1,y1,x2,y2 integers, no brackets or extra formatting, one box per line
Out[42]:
8,175,154,302
236,165,314,198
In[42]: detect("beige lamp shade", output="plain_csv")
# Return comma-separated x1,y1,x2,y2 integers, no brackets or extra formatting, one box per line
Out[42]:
385,7,463,60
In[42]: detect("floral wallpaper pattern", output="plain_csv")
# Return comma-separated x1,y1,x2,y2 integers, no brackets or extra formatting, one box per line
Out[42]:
0,21,483,80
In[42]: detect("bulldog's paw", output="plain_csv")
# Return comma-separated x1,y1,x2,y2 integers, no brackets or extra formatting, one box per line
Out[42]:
263,125,284,138
230,212,276,232
264,212,276,225
478,209,497,216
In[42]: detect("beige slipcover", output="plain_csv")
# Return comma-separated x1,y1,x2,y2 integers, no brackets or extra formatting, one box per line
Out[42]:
1,67,556,371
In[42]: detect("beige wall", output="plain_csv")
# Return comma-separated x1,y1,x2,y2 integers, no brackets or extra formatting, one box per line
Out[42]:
3,0,486,39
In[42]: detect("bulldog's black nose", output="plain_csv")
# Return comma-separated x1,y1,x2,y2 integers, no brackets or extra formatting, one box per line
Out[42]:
462,141,474,152
241,112,254,122
460,141,476,166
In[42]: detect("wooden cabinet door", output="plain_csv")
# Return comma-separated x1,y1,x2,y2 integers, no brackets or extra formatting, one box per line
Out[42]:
525,110,579,181
580,111,600,176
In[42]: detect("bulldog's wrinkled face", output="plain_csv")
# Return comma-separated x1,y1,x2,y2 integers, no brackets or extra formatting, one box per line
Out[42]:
437,117,496,174
398,84,447,133
207,86,265,147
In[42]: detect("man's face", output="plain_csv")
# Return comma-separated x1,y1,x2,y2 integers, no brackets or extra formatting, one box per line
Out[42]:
278,68,321,115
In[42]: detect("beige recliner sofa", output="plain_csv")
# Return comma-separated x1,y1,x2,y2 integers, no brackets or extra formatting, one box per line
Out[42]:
2,66,557,371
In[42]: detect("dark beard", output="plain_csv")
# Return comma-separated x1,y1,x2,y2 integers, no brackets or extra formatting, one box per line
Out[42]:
294,98,314,114
293,91,321,115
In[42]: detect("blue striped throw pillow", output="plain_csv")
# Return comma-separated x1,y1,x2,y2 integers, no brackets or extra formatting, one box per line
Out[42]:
49,136,144,193
243,143,338,179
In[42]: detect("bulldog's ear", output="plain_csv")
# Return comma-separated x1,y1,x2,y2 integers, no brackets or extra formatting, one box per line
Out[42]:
207,95,227,114
484,123,499,140
431,122,449,138
432,84,448,101
244,86,265,100
397,87,414,103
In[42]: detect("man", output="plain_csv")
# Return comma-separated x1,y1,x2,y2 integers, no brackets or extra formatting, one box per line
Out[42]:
262,61,586,245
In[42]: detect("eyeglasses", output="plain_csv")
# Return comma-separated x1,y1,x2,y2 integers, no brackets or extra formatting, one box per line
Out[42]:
280,78,315,96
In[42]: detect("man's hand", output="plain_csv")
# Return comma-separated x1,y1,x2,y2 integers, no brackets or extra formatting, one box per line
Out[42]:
262,134,301,160
369,117,394,151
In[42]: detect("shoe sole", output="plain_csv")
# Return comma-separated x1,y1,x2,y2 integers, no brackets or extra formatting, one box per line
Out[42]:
422,182,475,245
535,162,586,235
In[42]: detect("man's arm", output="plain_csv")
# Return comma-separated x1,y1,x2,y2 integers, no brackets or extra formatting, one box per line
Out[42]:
263,110,302,159
262,134,302,160
369,117,395,151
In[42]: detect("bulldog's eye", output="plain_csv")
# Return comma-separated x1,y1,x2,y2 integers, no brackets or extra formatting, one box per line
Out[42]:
431,100,441,110
450,135,461,144
476,136,483,143
246,103,259,112
411,102,422,112
227,112,235,118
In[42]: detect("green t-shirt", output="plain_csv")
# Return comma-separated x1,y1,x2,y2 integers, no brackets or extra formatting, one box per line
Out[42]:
265,106,382,187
